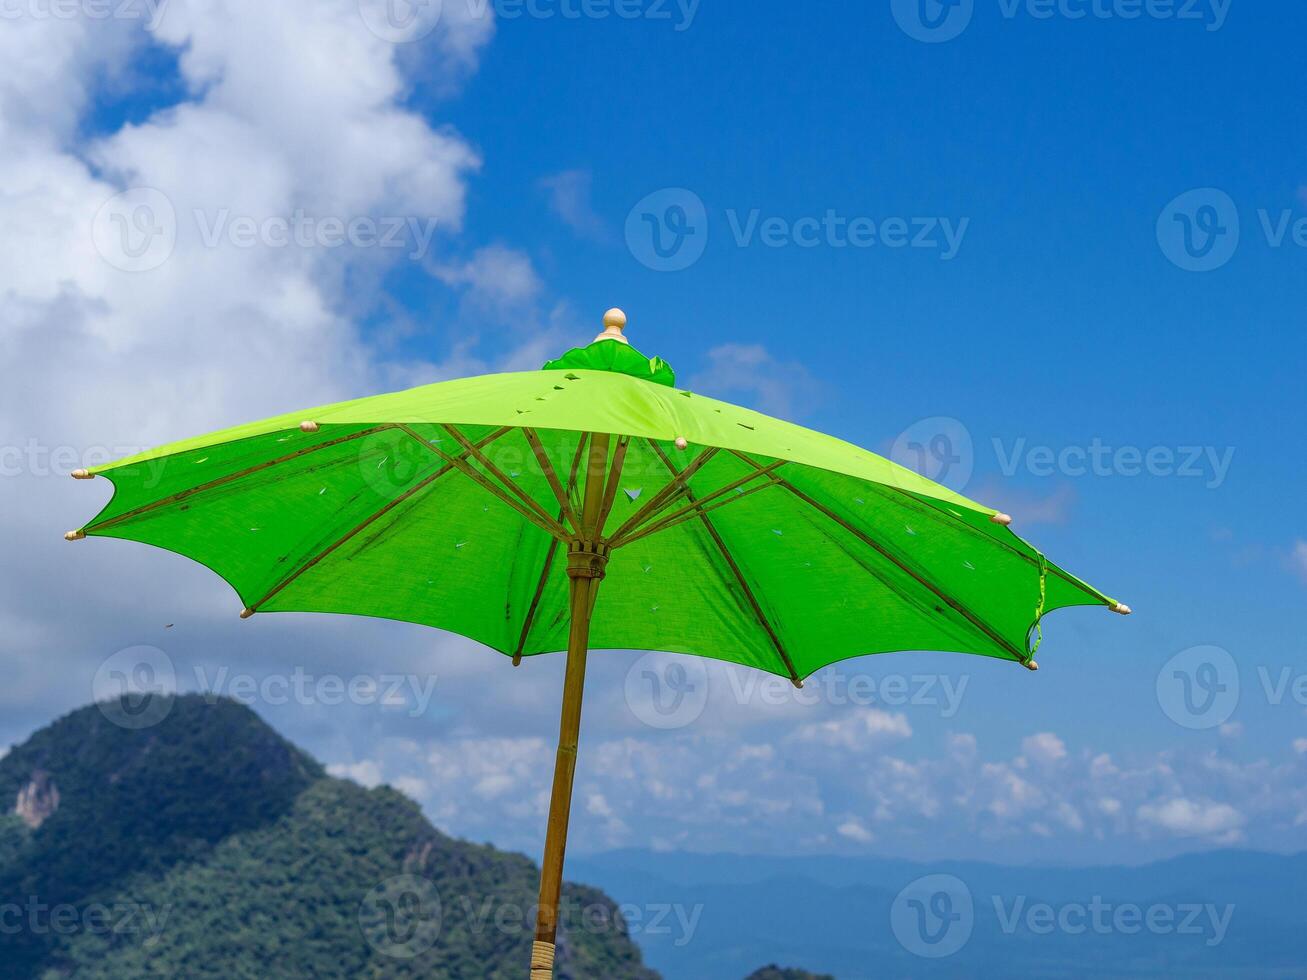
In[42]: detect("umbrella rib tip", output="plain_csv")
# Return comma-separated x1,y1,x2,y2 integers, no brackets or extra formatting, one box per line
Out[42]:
299,421,320,433
1024,659,1039,671
990,512,1013,526
239,607,255,619
71,469,94,480
64,530,85,541
1110,602,1132,616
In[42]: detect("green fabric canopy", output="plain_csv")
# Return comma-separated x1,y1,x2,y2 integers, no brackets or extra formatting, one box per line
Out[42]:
72,338,1119,681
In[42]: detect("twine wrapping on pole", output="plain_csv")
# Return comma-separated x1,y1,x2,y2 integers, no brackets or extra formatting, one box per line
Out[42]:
529,940,556,978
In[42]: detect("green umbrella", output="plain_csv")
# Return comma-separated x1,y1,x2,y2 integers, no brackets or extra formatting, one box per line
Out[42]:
68,309,1128,978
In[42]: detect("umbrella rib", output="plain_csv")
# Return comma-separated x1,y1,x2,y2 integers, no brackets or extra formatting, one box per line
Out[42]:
425,425,569,540
605,445,719,544
608,460,787,549
647,440,801,687
244,427,511,614
726,450,1028,662
595,434,630,537
88,424,396,533
512,436,591,665
870,483,1112,606
523,428,582,537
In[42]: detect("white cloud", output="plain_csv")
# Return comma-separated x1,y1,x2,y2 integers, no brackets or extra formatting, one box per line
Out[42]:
433,244,543,310
1022,732,1067,765
0,1,503,723
328,759,384,788
1089,753,1118,778
1137,798,1245,840
1293,739,1307,755
538,169,610,242
1291,540,1307,584
1218,722,1243,738
791,710,912,749
685,343,821,419
836,818,874,843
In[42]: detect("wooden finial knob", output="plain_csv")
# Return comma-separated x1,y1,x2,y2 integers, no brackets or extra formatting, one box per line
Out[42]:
674,437,688,450
71,469,94,480
64,530,85,541
594,308,630,345
299,421,320,433
1110,602,1132,616
239,607,255,619
990,513,1013,526
1024,660,1039,671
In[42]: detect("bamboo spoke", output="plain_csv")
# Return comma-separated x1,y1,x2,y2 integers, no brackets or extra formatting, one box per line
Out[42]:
244,427,510,615
438,424,567,537
870,483,1110,605
604,445,719,544
648,441,801,687
523,428,582,536
415,434,569,541
512,436,590,666
725,450,1027,662
595,435,630,536
579,433,611,538
608,480,775,547
609,459,787,549
91,424,396,533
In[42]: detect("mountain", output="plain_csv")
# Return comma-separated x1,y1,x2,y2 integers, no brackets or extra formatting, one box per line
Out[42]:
0,695,656,980
743,968,834,980
571,848,1307,979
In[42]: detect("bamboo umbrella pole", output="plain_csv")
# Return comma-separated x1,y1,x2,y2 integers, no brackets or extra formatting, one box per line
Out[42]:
530,431,611,979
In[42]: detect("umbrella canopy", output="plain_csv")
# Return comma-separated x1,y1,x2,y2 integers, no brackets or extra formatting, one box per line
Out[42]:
68,309,1128,977
70,313,1123,679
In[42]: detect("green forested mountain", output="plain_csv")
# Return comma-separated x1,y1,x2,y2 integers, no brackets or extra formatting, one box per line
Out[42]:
0,695,656,980
742,968,835,980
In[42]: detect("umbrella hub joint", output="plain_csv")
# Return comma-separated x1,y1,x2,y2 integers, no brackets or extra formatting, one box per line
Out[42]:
565,542,610,580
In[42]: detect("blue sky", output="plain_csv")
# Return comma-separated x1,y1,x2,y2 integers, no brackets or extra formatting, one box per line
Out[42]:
2,0,1305,867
